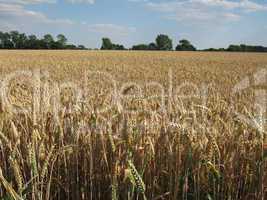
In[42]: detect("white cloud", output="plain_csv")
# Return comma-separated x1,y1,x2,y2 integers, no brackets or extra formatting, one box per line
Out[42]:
192,0,267,11
128,0,148,2
88,24,136,37
66,0,95,4
166,10,241,22
222,13,241,21
0,21,17,31
147,0,267,12
146,2,180,13
0,0,56,4
0,0,96,5
0,2,73,27
146,0,267,22
239,0,267,11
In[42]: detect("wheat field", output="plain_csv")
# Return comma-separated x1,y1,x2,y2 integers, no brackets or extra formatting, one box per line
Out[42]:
0,50,266,200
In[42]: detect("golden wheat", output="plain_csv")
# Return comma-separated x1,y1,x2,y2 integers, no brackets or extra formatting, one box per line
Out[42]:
0,50,266,199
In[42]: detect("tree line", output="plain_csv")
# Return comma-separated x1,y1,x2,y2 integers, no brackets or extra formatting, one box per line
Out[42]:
102,34,196,51
1,30,266,52
0,31,86,50
102,35,267,52
204,44,267,52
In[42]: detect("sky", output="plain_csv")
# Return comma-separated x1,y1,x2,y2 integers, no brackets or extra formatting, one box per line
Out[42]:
0,0,267,49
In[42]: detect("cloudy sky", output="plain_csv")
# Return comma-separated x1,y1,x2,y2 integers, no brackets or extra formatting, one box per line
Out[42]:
0,0,267,49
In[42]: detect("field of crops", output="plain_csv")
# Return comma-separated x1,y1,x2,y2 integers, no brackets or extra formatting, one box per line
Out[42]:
0,50,266,200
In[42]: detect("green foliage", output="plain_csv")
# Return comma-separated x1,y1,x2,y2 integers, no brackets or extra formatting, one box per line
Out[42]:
101,37,126,50
113,44,126,50
0,32,13,48
132,43,158,51
227,44,267,52
57,34,67,46
203,48,226,52
43,34,54,49
77,45,87,50
148,42,157,50
176,39,196,51
155,34,173,50
0,31,87,50
132,44,149,50
1,30,267,52
204,44,267,52
101,38,113,50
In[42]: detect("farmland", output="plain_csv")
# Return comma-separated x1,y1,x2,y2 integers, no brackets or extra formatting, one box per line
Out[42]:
0,50,266,199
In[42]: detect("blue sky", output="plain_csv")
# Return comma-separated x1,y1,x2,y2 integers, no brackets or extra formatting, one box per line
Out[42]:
0,0,267,49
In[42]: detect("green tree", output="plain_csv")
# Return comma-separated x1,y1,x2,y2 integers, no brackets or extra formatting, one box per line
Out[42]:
43,34,54,49
155,34,173,50
50,41,62,49
0,31,4,48
65,44,77,49
176,39,196,51
227,45,241,52
101,38,113,50
0,31,81,49
0,32,13,49
57,34,67,48
148,42,157,50
26,35,38,49
77,45,87,50
17,33,27,49
113,44,126,50
10,31,20,48
132,44,148,50
132,43,157,51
